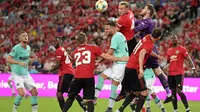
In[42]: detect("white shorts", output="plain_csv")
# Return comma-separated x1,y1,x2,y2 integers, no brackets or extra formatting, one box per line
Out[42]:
103,63,126,83
145,77,156,94
11,73,36,91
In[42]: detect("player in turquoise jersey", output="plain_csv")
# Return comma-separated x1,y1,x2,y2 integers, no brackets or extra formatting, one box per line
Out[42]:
6,31,38,112
130,68,166,112
94,20,129,112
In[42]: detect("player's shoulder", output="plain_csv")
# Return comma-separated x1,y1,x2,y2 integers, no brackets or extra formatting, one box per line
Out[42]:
13,44,20,49
179,45,186,49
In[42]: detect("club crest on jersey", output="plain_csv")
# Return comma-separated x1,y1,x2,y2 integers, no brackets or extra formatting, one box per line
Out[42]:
175,50,180,54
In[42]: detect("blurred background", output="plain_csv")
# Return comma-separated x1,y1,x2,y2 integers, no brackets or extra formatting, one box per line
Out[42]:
0,0,199,77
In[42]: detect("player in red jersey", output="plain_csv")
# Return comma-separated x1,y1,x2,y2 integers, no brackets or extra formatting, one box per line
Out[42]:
115,28,163,112
116,1,138,100
166,35,198,112
49,37,87,112
62,32,128,112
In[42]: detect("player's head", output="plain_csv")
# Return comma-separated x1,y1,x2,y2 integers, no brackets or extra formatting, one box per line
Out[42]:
105,19,117,36
151,28,163,41
53,37,62,49
141,4,155,18
75,32,88,45
18,31,28,44
118,1,129,16
170,34,178,46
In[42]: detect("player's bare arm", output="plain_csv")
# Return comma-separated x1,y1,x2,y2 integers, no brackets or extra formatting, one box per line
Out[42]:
186,55,198,76
150,51,164,61
6,55,27,67
49,60,61,73
138,49,147,79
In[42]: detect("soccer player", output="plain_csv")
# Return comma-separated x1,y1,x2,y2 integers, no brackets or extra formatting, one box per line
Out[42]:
115,28,163,112
94,20,129,112
6,31,38,112
62,32,128,112
49,37,87,111
130,68,166,112
117,4,174,103
116,1,137,99
166,35,198,112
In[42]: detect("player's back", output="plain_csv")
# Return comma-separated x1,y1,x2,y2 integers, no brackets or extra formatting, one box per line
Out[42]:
126,35,154,69
135,18,155,38
55,46,75,76
117,10,135,41
73,44,102,78
144,68,155,80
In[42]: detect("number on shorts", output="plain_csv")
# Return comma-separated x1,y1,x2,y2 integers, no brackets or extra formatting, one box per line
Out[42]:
74,51,91,66
133,40,142,55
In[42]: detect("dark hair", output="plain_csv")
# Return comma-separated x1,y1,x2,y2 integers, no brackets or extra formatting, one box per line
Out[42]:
119,1,129,8
106,19,116,27
152,28,163,39
146,4,156,17
76,32,87,44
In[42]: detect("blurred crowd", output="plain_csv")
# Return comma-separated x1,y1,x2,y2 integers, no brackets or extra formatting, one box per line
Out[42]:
0,0,199,76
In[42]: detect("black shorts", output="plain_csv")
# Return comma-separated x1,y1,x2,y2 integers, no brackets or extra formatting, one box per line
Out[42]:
68,78,95,100
168,75,184,90
125,67,147,92
57,74,74,93
127,38,137,56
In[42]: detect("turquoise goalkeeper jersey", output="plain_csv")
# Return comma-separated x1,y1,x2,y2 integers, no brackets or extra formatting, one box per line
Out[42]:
9,44,31,76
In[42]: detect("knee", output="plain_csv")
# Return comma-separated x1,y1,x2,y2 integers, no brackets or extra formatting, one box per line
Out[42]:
112,80,119,86
140,90,148,96
29,88,38,96
18,90,26,97
100,73,108,80
56,92,63,98
176,88,182,94
150,93,156,99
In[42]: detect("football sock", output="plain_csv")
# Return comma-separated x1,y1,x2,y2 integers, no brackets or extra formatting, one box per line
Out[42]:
157,73,171,96
95,75,104,98
153,96,164,109
31,96,38,112
57,93,64,110
76,95,87,111
172,90,178,110
119,93,136,112
87,100,94,112
146,95,151,108
136,94,147,112
63,98,75,112
108,84,117,108
178,92,189,109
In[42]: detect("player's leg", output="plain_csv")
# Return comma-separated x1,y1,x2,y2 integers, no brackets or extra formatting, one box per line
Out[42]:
153,66,174,103
8,76,16,97
168,75,178,112
116,38,137,101
106,64,125,112
151,93,166,112
24,75,38,112
94,68,110,103
63,78,83,112
175,75,191,112
83,78,95,112
12,74,26,112
56,75,65,110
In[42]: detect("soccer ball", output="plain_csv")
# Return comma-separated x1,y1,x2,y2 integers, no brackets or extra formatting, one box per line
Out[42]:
95,0,108,12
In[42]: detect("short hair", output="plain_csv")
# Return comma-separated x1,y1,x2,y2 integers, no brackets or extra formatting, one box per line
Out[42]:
146,4,156,17
18,30,26,37
152,28,163,39
76,32,87,44
119,1,129,8
106,19,116,27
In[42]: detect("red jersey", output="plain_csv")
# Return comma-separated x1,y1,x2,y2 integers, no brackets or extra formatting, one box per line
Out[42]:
73,44,102,78
56,46,75,76
166,45,189,75
126,34,154,69
117,10,135,41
